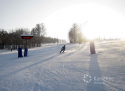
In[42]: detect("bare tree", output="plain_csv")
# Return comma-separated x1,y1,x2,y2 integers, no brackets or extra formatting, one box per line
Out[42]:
31,23,46,47
68,23,80,43
68,23,87,43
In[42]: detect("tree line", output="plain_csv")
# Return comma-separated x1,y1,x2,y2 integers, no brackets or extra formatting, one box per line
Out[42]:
68,23,121,42
0,23,66,49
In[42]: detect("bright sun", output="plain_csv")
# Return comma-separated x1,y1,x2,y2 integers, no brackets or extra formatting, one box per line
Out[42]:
43,3,125,40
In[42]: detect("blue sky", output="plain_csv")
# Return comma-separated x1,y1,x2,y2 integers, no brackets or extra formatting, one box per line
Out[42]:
0,0,125,40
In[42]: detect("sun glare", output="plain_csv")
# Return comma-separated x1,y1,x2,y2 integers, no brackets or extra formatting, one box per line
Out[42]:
43,3,125,40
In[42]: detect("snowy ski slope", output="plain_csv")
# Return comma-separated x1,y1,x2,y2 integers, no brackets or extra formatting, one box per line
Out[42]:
0,40,125,91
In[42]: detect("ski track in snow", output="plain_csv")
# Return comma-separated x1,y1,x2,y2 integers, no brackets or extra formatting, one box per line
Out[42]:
0,41,125,91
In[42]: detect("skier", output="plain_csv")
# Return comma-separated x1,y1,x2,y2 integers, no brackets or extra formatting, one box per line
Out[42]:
60,45,66,53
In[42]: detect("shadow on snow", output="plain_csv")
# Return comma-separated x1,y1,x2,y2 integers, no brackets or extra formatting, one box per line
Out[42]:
87,54,105,91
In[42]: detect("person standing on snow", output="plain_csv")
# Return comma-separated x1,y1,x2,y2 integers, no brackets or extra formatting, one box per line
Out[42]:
60,45,66,53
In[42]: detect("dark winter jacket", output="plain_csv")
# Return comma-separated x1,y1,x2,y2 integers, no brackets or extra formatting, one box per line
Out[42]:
62,45,66,50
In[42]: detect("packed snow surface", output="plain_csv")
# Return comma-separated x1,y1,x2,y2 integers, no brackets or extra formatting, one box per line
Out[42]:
0,40,125,91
